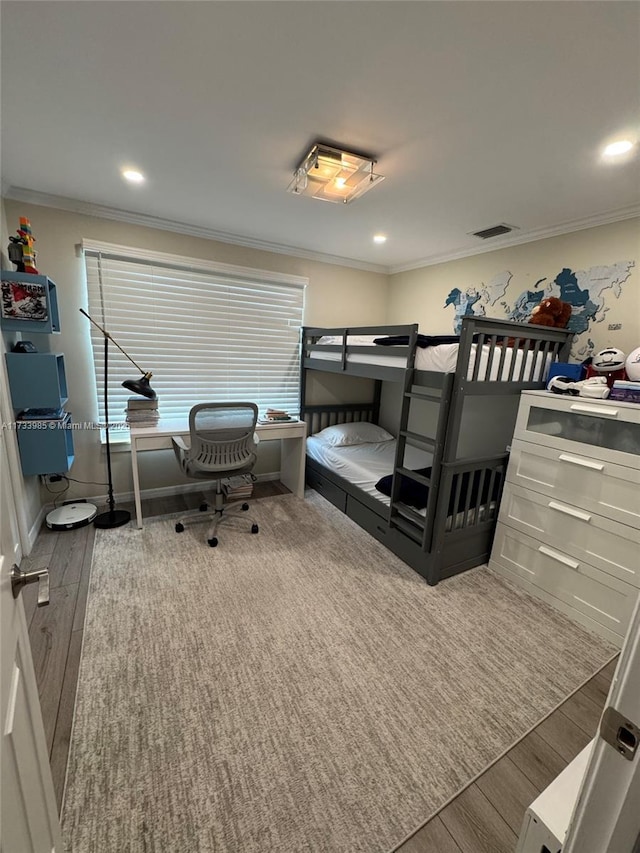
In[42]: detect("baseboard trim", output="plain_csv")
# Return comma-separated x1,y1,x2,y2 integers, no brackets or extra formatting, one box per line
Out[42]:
27,505,48,551
41,472,280,511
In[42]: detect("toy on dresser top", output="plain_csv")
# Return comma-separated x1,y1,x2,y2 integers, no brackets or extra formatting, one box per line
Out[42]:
547,345,640,401
585,346,628,389
609,380,640,404
547,375,611,399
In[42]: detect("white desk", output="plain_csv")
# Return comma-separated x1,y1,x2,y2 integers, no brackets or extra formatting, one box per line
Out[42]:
129,418,307,528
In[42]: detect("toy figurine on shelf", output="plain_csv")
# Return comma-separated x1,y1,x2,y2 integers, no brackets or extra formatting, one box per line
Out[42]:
7,216,38,274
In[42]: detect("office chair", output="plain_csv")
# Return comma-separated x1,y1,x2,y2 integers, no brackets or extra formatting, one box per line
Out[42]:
172,402,260,547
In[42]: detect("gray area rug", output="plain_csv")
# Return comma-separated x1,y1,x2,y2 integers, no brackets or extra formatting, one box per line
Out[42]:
62,492,614,853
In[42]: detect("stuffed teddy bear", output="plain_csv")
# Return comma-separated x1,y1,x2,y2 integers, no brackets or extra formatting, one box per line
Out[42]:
529,296,572,328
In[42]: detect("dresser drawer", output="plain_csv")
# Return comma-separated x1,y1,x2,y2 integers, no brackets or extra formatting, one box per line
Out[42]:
498,483,640,588
514,393,640,470
507,438,640,527
490,525,638,640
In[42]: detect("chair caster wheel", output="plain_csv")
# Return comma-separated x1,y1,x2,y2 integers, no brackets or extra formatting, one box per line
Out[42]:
175,523,185,533
199,503,208,512
251,524,259,534
208,537,218,547
242,503,250,511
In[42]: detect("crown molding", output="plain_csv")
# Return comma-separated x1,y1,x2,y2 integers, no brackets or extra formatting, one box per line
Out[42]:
2,186,389,275
390,204,640,274
4,186,638,278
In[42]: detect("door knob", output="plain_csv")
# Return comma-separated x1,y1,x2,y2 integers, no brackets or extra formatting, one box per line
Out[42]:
11,564,50,607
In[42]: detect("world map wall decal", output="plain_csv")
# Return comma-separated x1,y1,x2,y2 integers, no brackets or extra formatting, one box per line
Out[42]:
444,260,635,356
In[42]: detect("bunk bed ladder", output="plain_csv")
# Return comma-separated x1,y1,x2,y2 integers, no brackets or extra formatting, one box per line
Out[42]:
389,333,455,550
388,329,419,536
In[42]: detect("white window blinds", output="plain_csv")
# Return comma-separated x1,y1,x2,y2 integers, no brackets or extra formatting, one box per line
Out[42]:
83,244,306,425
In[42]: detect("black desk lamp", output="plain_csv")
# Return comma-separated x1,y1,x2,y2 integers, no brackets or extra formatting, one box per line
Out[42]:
80,308,156,528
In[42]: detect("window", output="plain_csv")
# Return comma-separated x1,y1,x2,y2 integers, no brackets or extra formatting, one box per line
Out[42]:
83,241,306,430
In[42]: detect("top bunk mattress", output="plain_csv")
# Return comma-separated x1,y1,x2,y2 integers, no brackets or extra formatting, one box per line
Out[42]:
310,335,552,381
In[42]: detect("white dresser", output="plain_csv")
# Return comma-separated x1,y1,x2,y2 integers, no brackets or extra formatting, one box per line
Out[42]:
489,390,640,647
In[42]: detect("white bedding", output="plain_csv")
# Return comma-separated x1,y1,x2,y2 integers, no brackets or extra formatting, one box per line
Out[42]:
311,335,551,382
306,435,496,529
306,437,432,508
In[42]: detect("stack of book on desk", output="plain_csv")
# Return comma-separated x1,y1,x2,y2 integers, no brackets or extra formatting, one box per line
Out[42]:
222,474,254,500
258,408,295,423
125,397,159,426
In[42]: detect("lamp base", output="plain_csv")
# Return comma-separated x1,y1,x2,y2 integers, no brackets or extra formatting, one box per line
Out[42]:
94,508,131,529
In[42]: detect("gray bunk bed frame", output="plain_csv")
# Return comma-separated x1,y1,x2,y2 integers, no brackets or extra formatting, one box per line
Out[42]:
300,315,574,585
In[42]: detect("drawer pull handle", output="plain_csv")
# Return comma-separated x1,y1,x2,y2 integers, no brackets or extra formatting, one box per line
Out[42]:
538,545,580,570
548,501,592,523
558,453,604,471
570,403,619,418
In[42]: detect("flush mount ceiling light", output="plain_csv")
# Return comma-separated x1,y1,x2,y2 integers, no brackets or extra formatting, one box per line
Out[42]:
287,143,384,204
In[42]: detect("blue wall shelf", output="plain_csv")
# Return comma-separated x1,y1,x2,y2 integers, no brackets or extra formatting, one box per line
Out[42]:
15,413,75,476
4,351,74,475
5,352,68,410
0,271,61,334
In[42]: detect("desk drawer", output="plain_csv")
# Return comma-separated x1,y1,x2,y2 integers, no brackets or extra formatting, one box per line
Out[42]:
306,465,347,512
498,484,640,588
490,525,638,640
508,438,640,527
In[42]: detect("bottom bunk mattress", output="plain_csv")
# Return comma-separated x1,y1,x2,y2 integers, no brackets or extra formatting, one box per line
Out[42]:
305,435,499,530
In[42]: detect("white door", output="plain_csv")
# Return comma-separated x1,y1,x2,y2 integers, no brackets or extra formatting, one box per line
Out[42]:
0,427,62,852
564,592,640,852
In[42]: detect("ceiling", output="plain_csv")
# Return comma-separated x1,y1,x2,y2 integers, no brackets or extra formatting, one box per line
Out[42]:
2,1,639,272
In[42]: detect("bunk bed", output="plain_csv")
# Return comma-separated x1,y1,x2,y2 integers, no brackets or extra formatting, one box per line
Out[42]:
300,316,574,585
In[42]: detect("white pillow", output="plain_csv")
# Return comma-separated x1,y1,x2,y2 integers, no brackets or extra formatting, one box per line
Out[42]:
313,422,393,447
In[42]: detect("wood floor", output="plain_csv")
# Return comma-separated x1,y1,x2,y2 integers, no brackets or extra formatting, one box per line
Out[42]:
23,484,616,849
395,657,616,852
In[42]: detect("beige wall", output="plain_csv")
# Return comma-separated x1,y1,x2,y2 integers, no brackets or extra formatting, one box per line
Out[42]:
1,200,43,548
2,200,389,509
388,219,639,358
3,198,638,530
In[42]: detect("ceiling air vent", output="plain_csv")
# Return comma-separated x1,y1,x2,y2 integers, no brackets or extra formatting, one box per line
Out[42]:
471,223,518,240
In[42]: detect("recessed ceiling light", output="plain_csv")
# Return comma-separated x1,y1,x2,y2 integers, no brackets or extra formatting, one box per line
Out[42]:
121,168,145,184
373,234,387,244
603,140,634,158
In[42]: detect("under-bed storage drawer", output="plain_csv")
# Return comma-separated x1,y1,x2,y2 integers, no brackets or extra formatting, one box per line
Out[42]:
346,495,390,545
507,438,640,528
498,483,640,588
306,466,347,512
490,525,638,643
